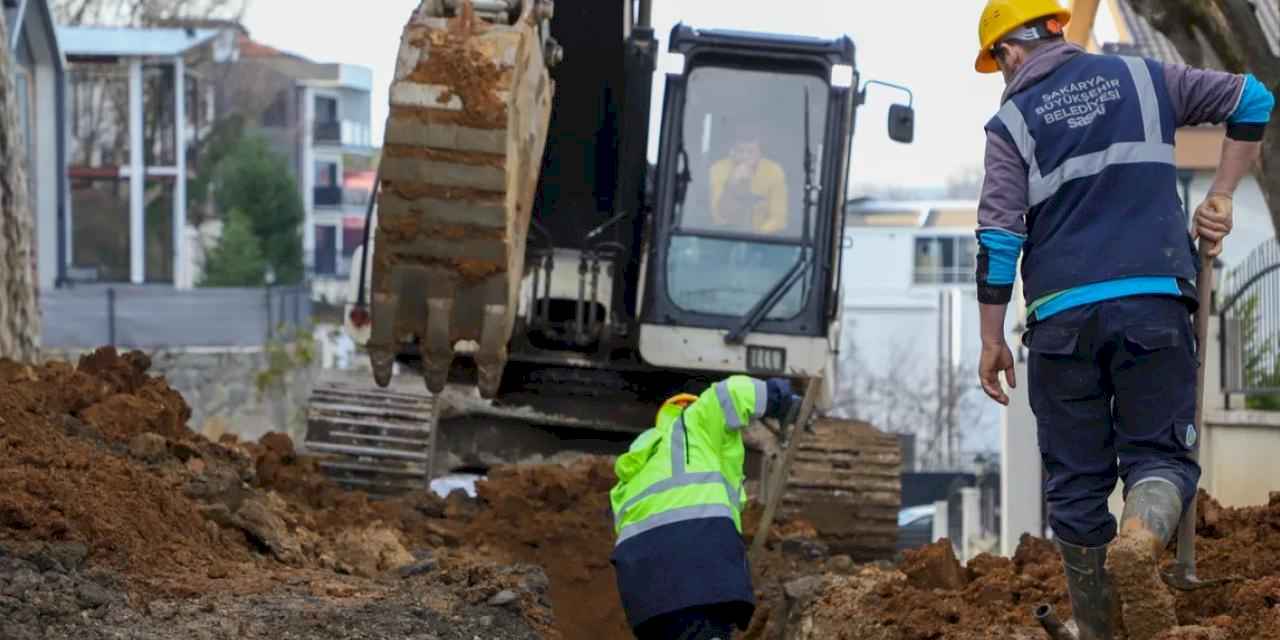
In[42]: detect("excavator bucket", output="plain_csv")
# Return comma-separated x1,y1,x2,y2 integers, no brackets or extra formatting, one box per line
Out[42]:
368,0,555,397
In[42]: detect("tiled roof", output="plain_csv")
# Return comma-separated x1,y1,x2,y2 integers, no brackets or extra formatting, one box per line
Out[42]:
1108,0,1280,65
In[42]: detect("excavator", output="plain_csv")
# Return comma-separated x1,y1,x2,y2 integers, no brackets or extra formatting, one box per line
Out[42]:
305,0,914,560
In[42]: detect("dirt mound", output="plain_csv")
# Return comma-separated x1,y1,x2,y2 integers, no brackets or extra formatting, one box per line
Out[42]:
0,350,253,594
789,505,1280,640
900,539,967,590
0,349,556,638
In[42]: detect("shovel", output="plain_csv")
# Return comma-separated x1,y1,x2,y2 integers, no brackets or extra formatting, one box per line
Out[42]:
1161,241,1241,592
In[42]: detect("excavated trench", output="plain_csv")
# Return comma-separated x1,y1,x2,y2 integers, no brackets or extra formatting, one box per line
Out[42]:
1,349,1277,640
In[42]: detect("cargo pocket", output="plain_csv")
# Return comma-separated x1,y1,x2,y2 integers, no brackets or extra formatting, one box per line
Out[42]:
1124,325,1179,352
1023,324,1091,417
1125,322,1197,365
1023,324,1080,358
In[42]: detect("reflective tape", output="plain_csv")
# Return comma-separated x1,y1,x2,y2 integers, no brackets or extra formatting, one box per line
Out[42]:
1121,56,1163,143
1029,142,1175,206
716,382,743,430
996,57,1173,208
670,416,686,474
613,470,741,528
751,378,768,419
996,101,1037,169
615,503,736,546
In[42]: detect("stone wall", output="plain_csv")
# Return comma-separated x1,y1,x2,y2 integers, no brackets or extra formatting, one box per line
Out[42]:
42,346,318,444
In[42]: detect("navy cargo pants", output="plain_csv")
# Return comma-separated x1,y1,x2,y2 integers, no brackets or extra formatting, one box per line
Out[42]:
1024,295,1201,548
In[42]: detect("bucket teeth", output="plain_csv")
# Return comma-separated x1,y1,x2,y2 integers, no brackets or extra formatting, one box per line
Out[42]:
369,0,554,396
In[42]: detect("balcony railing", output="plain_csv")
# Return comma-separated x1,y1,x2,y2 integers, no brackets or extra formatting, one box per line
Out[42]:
307,251,353,279
314,120,341,143
313,186,372,208
913,267,977,286
312,119,372,148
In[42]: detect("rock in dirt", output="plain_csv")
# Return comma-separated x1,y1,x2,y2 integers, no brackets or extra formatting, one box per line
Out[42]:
75,582,115,609
128,432,168,462
782,537,830,561
333,526,414,577
829,554,854,573
259,432,295,459
900,539,968,590
234,497,303,566
398,558,438,578
784,575,826,602
487,589,518,606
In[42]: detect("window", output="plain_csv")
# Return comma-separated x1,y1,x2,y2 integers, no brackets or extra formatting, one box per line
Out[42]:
314,160,338,187
913,236,977,285
664,64,829,320
314,225,337,275
676,66,828,240
315,96,338,123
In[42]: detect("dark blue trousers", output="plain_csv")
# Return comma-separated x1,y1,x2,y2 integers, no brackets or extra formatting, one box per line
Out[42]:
633,604,739,640
1024,295,1201,547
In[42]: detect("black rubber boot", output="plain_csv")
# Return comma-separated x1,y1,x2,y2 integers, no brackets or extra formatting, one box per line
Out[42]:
1108,479,1184,640
1118,479,1183,547
1056,539,1116,640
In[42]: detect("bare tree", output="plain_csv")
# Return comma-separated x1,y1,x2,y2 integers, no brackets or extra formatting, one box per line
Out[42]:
944,165,985,200
0,17,42,361
836,341,983,470
1127,0,1280,236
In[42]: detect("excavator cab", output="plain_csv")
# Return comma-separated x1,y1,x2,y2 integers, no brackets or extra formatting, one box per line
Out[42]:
639,25,912,385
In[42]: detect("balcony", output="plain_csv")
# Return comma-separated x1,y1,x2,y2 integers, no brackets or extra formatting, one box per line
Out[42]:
312,119,372,149
308,250,353,279
313,186,372,209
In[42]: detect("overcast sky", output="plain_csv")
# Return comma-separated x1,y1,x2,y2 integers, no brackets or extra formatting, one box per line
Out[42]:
243,1,1120,193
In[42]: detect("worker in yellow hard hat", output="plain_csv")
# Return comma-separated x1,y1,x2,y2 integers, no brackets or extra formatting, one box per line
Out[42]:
973,0,1070,75
609,377,800,640
970,1,1274,639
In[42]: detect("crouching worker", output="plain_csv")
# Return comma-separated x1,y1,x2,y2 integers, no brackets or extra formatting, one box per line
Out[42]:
609,376,800,640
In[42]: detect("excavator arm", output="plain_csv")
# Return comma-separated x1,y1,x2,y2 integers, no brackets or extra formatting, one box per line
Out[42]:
1066,0,1101,48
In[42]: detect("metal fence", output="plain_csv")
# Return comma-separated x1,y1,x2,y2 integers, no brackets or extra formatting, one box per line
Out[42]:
41,284,312,349
1219,238,1280,399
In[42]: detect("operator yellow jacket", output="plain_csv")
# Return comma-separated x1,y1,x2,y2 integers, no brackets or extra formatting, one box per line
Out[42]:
708,159,789,234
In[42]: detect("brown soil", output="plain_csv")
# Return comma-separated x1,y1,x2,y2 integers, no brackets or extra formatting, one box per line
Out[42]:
790,493,1280,640
6,348,1278,640
0,348,554,639
459,459,629,640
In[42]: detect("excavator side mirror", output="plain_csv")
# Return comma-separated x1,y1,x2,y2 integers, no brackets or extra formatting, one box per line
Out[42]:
861,80,915,144
888,104,915,144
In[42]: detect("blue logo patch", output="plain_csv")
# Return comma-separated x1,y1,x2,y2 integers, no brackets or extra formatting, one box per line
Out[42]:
1185,423,1198,448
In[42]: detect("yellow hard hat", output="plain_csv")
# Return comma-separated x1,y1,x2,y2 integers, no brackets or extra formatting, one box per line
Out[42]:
975,0,1072,73
661,393,699,409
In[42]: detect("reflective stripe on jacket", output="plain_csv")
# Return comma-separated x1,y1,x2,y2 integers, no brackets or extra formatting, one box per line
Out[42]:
984,52,1197,304
610,375,767,546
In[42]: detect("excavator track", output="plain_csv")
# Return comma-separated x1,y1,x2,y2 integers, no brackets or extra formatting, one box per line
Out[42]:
367,0,556,397
781,418,903,561
303,380,438,495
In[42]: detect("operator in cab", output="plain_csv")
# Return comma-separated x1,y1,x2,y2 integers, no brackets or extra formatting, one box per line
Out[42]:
609,376,800,640
709,125,790,235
